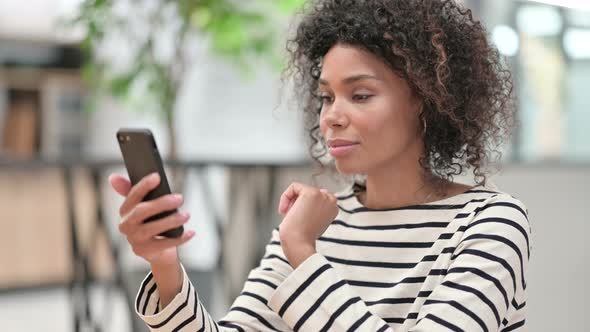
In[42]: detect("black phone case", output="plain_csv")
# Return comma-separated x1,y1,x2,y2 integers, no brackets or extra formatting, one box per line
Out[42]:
116,128,183,238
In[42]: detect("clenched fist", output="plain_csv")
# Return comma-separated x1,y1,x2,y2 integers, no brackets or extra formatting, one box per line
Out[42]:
278,182,339,268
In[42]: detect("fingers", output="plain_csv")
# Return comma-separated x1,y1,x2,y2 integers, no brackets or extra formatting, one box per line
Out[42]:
128,211,190,243
112,173,194,263
284,182,303,200
119,193,184,234
279,182,303,215
109,173,132,197
278,183,336,215
131,230,195,258
278,193,291,215
119,173,161,216
320,188,337,203
149,231,195,252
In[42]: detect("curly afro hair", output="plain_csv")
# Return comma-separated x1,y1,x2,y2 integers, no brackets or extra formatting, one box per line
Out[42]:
285,0,517,193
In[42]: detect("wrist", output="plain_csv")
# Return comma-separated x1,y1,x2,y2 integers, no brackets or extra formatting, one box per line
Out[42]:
149,248,180,270
151,257,181,282
282,240,316,269
150,258,180,274
150,254,183,308
150,251,180,280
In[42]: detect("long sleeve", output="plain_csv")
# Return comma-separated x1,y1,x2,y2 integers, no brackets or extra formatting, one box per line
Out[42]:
410,194,531,331
134,229,294,332
268,252,393,331
135,192,530,331
267,193,530,332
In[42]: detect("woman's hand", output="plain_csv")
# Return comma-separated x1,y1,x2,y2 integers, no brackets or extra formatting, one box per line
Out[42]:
109,172,195,267
278,182,339,268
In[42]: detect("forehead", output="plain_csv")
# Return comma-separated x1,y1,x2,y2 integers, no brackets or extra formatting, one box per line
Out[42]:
319,43,417,101
320,44,395,83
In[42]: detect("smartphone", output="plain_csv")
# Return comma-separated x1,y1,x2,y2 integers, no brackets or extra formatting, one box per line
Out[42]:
116,128,183,238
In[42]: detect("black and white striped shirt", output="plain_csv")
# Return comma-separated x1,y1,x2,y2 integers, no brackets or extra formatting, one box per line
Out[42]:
136,184,531,331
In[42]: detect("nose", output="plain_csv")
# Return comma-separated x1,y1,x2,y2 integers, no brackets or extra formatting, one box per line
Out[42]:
321,101,349,129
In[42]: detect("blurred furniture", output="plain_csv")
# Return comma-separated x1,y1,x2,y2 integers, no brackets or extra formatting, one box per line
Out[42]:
0,158,309,332
0,39,86,160
0,67,87,160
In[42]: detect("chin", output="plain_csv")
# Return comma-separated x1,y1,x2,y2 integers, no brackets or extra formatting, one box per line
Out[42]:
334,159,367,175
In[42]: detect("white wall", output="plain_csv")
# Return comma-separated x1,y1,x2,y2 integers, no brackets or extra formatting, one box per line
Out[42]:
491,164,590,331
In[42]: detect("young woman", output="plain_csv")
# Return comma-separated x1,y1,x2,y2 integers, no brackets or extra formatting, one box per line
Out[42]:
109,0,530,331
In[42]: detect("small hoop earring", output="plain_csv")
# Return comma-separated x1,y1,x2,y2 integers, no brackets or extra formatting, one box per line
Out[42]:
422,117,427,135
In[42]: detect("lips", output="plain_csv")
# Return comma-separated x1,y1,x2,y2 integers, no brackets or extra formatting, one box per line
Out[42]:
327,138,360,157
327,139,359,148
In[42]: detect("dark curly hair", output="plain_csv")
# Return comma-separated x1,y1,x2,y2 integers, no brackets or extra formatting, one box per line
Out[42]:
284,0,516,194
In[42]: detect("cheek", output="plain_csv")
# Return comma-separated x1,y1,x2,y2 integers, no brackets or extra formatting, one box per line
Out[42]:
361,106,397,139
363,109,412,150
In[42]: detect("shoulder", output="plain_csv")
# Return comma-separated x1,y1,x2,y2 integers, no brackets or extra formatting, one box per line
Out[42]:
473,191,529,224
467,191,532,254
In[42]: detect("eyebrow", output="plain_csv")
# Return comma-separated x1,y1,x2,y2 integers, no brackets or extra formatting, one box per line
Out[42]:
318,74,382,85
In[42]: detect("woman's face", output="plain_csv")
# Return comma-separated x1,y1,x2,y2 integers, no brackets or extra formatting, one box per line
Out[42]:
319,43,424,175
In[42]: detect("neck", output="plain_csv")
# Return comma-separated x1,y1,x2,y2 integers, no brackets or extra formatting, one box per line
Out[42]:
359,152,447,210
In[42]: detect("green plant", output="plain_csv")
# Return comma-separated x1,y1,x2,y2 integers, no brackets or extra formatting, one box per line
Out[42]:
73,0,305,159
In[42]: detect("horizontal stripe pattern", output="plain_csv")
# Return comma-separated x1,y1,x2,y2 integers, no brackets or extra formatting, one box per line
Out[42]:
133,186,529,331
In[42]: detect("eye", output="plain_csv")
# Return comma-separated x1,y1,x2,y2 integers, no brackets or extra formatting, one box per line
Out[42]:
353,94,373,101
319,94,334,104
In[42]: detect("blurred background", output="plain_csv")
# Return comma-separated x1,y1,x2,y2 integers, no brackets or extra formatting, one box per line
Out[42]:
0,0,588,331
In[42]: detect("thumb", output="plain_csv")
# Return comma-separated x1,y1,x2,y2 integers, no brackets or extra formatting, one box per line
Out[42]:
109,173,132,197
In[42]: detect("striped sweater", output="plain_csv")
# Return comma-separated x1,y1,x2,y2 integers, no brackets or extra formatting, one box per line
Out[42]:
135,184,531,331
